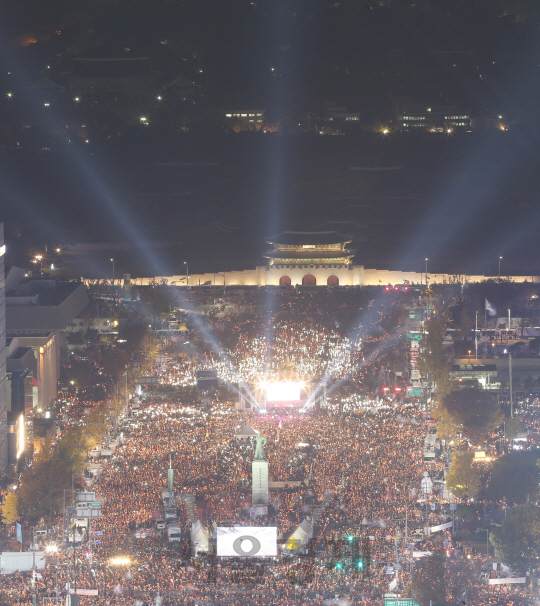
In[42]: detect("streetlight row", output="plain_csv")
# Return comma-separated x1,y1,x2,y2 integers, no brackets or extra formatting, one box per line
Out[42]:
423,256,506,283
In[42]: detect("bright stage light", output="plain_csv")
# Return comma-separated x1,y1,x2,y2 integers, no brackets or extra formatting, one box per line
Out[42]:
265,382,304,402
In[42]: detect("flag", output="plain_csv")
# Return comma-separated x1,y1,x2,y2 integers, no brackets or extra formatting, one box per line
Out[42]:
485,299,497,316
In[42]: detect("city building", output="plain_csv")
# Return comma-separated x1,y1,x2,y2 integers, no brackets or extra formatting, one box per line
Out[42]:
0,225,8,484
65,58,159,100
6,337,36,468
397,103,471,132
322,103,360,123
224,111,265,130
5,269,89,412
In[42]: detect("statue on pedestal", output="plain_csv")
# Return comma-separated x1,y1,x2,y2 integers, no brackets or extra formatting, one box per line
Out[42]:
252,432,267,460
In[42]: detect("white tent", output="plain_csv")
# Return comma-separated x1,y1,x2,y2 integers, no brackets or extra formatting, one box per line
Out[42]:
191,521,210,554
236,423,259,439
285,519,312,549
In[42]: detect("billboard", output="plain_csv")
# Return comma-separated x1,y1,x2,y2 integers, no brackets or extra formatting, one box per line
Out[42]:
216,527,277,557
265,382,303,403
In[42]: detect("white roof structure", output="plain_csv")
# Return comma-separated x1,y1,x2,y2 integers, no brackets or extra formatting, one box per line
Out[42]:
236,423,259,439
286,519,313,548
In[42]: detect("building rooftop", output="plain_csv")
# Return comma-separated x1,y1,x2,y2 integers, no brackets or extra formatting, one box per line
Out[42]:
264,250,355,260
266,231,352,246
5,272,89,332
71,58,154,78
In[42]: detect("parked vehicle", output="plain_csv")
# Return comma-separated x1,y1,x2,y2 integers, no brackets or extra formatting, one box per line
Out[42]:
164,507,177,520
167,525,181,542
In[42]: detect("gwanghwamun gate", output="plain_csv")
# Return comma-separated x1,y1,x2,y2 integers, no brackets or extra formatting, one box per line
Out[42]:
132,231,540,287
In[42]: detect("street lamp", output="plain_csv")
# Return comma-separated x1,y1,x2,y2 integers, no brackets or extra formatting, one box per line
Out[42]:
35,255,43,276
468,350,472,364
110,258,115,282
184,261,189,288
425,258,428,285
499,256,503,278
479,528,489,556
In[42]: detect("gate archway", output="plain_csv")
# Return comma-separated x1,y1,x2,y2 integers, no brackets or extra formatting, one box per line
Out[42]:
327,275,339,287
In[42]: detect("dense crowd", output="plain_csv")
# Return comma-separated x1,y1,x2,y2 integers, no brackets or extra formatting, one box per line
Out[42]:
159,321,362,390
4,392,534,606
2,290,539,606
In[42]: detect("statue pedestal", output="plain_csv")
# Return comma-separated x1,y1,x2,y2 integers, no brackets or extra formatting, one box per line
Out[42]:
252,459,269,505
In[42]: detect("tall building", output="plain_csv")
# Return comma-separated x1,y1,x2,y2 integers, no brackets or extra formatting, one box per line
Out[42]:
0,224,8,483
5,270,89,412
396,103,471,132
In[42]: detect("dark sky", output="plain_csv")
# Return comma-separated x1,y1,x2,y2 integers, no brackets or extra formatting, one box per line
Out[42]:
2,0,540,279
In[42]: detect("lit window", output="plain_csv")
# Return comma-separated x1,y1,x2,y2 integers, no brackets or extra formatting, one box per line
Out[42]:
225,114,232,117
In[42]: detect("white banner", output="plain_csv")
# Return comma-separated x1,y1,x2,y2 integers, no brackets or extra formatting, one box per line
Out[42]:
412,551,433,558
488,578,526,585
430,521,453,533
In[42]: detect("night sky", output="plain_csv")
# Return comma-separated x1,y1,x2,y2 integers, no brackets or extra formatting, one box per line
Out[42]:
2,0,540,278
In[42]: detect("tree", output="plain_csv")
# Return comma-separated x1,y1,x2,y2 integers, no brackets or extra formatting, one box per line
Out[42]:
443,388,503,443
55,426,93,472
418,310,454,438
101,348,130,378
411,550,446,606
529,337,540,355
486,451,540,504
1,492,19,526
18,458,78,520
490,504,540,574
446,452,480,499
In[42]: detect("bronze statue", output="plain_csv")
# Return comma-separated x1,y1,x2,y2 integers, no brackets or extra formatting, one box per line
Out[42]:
252,432,267,460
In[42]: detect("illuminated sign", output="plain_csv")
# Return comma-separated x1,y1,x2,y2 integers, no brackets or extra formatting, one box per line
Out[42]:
16,415,24,460
217,527,277,557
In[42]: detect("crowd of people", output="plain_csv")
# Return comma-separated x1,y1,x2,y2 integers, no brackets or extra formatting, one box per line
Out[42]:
3,389,533,606
159,321,362,390
1,289,538,606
